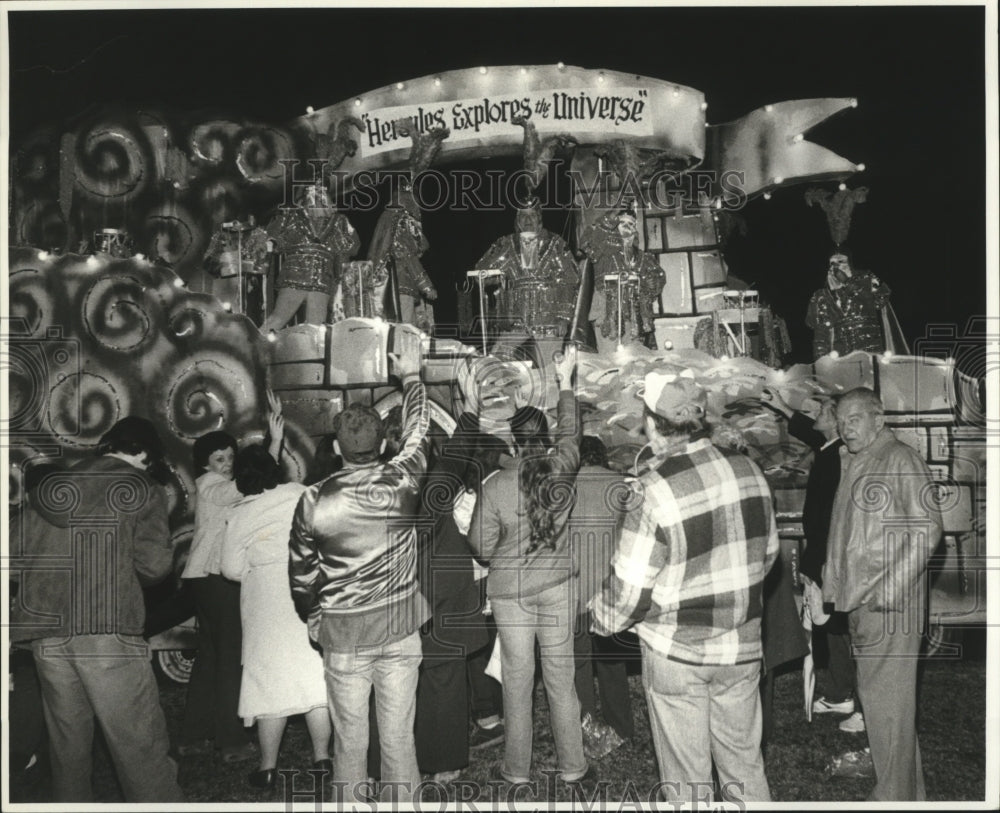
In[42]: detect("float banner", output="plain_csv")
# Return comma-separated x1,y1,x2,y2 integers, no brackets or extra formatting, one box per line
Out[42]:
359,87,653,158
298,65,706,173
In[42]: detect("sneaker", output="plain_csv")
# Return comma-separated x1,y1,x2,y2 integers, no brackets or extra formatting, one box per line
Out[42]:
812,696,855,715
470,721,505,751
839,711,866,733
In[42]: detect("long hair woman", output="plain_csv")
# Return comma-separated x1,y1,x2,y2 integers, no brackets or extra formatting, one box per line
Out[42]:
221,445,331,789
468,346,592,786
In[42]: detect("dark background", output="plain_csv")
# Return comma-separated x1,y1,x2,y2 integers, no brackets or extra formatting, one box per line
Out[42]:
6,5,989,364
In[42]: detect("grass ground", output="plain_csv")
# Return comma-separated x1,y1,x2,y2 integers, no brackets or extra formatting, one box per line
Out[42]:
9,633,988,805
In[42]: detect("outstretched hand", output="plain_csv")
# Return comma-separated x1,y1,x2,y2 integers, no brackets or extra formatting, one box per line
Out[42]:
389,327,424,380
266,390,285,460
553,343,578,387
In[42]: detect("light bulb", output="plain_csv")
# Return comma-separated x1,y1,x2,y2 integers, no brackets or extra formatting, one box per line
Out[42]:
396,82,404,90
306,106,315,115
479,66,488,75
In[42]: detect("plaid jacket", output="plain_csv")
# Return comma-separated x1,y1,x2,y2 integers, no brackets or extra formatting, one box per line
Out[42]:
590,437,779,666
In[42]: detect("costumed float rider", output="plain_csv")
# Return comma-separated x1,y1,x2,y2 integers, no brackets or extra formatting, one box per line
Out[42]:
581,201,664,352
202,215,271,325
368,183,438,332
472,201,578,358
263,182,360,331
805,249,892,361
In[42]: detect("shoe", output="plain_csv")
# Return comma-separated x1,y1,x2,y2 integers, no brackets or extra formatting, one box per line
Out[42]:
812,696,855,715
430,769,462,785
221,742,257,763
562,765,601,796
582,712,625,761
177,738,213,757
247,768,277,790
839,711,866,733
490,765,530,786
470,721,505,750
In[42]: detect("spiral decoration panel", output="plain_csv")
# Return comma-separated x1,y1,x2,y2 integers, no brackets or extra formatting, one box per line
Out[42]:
4,246,273,570
9,109,307,278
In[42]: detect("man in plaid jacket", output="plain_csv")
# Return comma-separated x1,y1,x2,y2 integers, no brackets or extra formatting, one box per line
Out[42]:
590,370,779,804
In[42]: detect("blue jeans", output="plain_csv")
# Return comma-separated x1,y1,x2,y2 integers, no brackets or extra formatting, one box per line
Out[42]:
642,646,770,803
322,630,422,802
491,579,587,782
31,634,184,802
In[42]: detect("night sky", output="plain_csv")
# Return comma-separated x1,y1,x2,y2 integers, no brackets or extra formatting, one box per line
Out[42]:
5,4,990,365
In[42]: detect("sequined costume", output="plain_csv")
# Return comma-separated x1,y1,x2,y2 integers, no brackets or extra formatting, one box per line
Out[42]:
473,230,579,336
581,212,664,343
203,224,270,277
339,260,390,320
266,209,360,296
368,190,436,330
806,271,891,359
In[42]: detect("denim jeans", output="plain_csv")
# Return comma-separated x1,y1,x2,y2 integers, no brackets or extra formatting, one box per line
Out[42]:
322,630,423,802
641,645,770,804
491,579,587,782
31,634,184,802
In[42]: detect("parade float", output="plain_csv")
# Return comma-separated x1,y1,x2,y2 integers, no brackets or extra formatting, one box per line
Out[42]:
6,65,986,676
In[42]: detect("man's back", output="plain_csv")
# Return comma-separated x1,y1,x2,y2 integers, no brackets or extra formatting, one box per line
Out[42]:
11,455,171,641
595,438,779,666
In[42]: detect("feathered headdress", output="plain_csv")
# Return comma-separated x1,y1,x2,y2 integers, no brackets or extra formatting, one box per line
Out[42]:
314,117,364,168
805,186,869,246
393,118,450,186
593,139,686,195
510,114,576,199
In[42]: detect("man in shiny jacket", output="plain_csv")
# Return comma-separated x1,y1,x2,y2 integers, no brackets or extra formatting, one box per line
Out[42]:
823,387,941,800
289,329,429,803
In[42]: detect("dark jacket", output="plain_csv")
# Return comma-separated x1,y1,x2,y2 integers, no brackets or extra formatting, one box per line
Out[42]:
567,464,626,611
9,456,173,642
787,412,843,586
417,452,490,662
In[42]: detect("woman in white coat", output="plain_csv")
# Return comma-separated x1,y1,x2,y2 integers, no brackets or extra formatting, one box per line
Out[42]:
221,444,331,790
